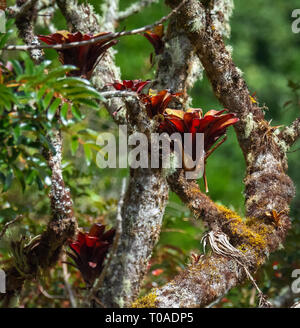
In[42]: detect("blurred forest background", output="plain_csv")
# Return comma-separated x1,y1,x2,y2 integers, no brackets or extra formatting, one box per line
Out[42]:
0,0,300,307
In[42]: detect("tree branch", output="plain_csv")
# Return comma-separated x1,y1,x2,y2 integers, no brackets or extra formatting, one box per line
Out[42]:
0,216,23,241
1,5,77,306
96,167,168,307
37,129,77,269
4,0,188,51
56,0,126,125
279,117,300,148
100,0,119,31
89,178,126,304
56,0,170,308
99,90,139,100
117,0,159,21
152,10,202,105
132,0,296,308
6,0,38,19
13,0,43,63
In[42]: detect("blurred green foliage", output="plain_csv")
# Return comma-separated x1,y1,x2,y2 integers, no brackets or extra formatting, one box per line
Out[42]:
0,0,300,307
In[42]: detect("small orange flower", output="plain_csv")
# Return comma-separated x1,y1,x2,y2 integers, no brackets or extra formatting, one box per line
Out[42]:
152,268,164,276
38,31,118,79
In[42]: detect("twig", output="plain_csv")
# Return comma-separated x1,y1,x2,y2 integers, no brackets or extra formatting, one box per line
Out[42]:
0,215,23,241
202,230,272,308
3,0,188,51
13,0,43,64
62,253,77,308
204,136,227,160
99,90,139,100
279,117,300,147
38,283,66,300
6,0,38,19
88,178,127,305
118,0,159,21
291,300,300,308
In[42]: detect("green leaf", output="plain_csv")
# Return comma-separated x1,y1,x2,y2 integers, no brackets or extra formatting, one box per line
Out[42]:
36,65,77,86
47,98,61,121
42,90,54,109
13,166,25,192
73,98,100,109
71,105,82,120
3,172,13,192
62,86,103,99
55,77,91,88
24,55,35,75
13,125,21,142
37,85,48,101
60,102,69,125
10,60,24,75
83,144,92,166
36,175,44,190
71,136,79,156
0,29,14,49
6,19,15,31
0,172,5,185
25,170,36,186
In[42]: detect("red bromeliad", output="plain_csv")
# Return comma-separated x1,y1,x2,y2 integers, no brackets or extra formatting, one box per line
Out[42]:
143,24,164,55
159,108,239,191
109,80,151,94
67,223,115,286
38,31,118,79
140,89,183,118
160,108,239,152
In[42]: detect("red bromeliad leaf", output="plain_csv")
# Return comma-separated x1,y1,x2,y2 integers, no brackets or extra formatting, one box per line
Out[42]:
109,80,151,94
89,222,105,237
143,24,164,55
68,223,115,286
160,108,239,153
38,31,118,79
140,89,183,118
159,108,239,191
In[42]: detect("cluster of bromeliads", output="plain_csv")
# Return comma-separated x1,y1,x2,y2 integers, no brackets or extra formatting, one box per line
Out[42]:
38,29,239,286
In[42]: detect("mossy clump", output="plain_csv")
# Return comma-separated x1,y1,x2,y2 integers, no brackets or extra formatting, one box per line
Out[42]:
131,290,158,308
237,243,248,253
217,204,243,223
216,205,268,253
244,113,256,139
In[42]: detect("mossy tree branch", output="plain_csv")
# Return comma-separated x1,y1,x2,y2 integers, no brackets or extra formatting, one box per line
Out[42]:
2,0,297,309
279,117,300,148
130,0,296,308
56,0,170,308
1,3,77,306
